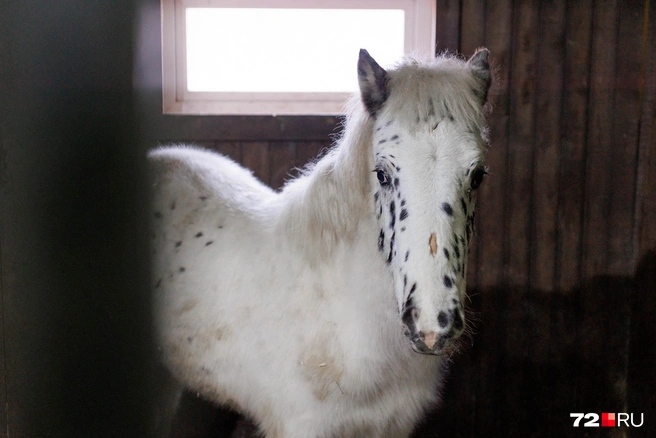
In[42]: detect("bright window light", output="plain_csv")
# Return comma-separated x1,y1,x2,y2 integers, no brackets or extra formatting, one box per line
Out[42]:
185,8,405,93
161,0,436,115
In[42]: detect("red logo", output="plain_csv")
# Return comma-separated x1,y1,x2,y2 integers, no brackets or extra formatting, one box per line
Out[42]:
602,413,616,427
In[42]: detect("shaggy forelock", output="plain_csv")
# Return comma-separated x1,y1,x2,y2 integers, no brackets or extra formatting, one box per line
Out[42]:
380,54,488,141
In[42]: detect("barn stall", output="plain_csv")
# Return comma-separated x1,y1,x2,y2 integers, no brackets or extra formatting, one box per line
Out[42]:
1,0,654,437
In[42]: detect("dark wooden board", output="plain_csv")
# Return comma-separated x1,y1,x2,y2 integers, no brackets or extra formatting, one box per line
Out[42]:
607,0,646,276
475,0,513,434
531,0,566,292
582,0,619,279
436,0,461,54
628,2,656,436
269,142,297,190
460,0,486,58
502,1,540,433
557,0,593,291
241,142,270,187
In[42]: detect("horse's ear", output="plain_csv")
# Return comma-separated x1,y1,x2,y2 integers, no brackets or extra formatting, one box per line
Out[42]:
358,49,389,117
467,48,491,105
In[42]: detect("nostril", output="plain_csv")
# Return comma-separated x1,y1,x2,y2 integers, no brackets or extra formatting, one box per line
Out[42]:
437,310,449,328
453,311,464,331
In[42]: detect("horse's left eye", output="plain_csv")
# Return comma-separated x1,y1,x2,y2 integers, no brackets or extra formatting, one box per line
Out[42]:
376,169,390,186
471,168,487,190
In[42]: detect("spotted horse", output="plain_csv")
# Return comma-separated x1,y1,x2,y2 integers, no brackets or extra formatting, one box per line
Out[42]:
149,48,492,437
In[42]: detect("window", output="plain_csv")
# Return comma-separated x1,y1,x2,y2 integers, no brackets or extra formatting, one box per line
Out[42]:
162,0,436,115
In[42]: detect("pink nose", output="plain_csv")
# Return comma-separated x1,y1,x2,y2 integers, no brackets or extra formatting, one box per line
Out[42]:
422,331,439,350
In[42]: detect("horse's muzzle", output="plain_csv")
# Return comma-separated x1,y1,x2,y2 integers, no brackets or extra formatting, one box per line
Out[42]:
406,330,447,355
403,321,463,355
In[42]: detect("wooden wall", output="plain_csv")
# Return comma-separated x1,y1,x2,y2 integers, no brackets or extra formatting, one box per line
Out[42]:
426,1,656,437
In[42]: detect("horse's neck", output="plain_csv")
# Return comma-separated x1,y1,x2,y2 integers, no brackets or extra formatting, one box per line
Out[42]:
279,109,374,259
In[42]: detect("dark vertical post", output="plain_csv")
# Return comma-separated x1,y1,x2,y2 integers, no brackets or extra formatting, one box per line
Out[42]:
0,1,153,436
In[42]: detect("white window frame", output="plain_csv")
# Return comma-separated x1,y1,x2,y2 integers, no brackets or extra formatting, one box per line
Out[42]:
161,0,436,115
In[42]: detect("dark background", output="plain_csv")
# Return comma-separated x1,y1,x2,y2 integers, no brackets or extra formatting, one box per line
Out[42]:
1,0,655,437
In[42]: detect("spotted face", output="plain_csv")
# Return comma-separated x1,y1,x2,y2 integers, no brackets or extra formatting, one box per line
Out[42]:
358,49,491,355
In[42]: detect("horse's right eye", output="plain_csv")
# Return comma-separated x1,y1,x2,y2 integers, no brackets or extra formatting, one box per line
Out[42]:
376,169,390,186
471,167,488,190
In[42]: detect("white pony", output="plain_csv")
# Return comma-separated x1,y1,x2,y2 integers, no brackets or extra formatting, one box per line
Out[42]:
149,48,492,437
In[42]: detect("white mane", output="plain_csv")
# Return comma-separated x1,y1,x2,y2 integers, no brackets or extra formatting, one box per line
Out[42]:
279,104,374,260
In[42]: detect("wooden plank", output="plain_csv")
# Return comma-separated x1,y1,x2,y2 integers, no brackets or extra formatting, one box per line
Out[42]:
294,141,328,178
530,0,566,292
577,2,620,432
241,142,270,187
526,0,568,431
502,0,540,434
215,142,242,163
475,0,512,434
557,0,593,291
634,0,656,261
143,112,340,144
505,0,539,288
436,0,461,54
548,0,594,432
460,0,486,57
606,0,646,276
269,142,297,191
582,0,619,279
628,3,656,436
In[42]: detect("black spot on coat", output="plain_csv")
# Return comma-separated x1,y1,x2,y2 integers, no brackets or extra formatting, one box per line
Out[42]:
387,232,396,264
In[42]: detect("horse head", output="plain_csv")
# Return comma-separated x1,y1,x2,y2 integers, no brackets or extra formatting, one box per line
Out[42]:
359,48,491,355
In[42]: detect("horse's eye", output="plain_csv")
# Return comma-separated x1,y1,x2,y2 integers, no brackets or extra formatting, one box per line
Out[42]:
376,169,390,186
471,168,487,190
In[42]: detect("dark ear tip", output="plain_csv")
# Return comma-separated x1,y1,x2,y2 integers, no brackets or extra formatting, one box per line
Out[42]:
359,48,370,60
469,47,490,70
476,48,489,61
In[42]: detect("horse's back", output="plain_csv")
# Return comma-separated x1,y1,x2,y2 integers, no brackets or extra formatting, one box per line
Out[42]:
148,145,275,212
